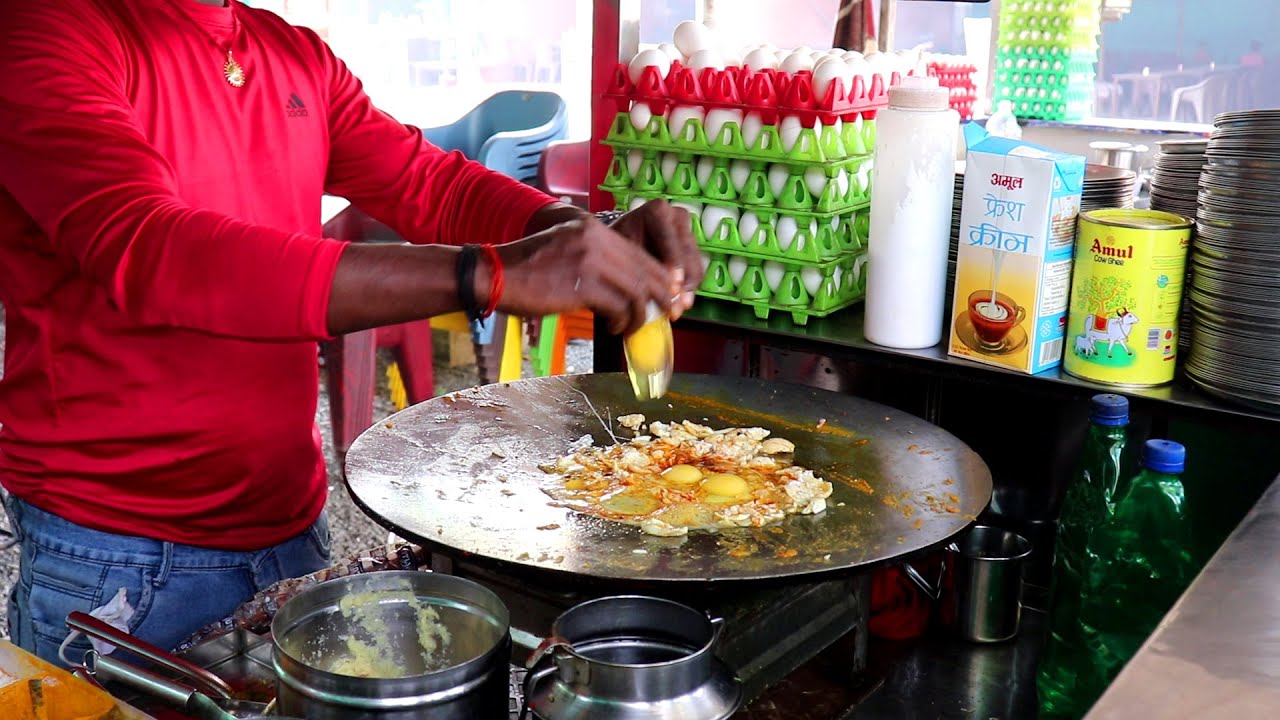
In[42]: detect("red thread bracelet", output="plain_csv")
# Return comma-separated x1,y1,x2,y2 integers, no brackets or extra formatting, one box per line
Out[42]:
480,244,504,318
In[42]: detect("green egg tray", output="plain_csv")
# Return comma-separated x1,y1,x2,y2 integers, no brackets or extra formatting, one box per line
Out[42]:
603,112,876,167
604,152,873,216
697,250,866,325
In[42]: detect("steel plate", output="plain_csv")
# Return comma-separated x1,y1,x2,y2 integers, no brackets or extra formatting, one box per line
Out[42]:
343,374,992,585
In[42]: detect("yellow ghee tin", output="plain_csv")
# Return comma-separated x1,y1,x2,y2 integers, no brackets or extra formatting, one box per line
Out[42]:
1063,209,1193,387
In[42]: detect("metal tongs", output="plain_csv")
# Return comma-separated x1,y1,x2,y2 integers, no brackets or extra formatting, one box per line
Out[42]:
67,611,279,720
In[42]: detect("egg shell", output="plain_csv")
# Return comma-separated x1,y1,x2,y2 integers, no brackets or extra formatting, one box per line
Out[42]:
705,108,744,145
763,261,786,292
701,205,739,241
801,266,823,296
673,21,712,56
743,47,779,71
671,200,703,220
767,164,791,198
629,103,653,132
667,105,706,139
699,251,713,272
688,48,725,71
803,167,827,199
629,48,672,85
812,60,845,100
626,149,645,178
721,48,743,67
779,116,804,153
845,57,871,94
833,264,845,290
842,50,864,61
809,50,828,62
775,216,799,251
660,153,680,184
657,42,683,63
738,212,761,245
695,156,716,189
826,47,846,56
727,256,748,285
835,169,851,198
729,160,752,192
773,48,790,64
741,112,765,149
781,51,815,75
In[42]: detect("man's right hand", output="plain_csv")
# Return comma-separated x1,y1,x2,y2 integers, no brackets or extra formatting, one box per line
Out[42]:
491,215,684,336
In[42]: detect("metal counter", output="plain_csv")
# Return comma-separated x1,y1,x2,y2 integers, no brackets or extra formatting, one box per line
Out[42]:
1087,473,1280,719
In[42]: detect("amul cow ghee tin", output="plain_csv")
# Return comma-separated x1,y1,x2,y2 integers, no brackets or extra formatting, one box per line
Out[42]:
1063,209,1193,387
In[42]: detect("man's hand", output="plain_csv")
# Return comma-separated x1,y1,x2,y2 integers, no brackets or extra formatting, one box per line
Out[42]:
607,200,702,315
494,215,682,336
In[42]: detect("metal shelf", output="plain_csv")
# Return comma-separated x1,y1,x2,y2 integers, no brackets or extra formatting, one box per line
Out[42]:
675,301,1280,428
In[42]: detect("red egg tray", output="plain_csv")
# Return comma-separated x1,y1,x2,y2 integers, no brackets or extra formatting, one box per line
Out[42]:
604,61,899,128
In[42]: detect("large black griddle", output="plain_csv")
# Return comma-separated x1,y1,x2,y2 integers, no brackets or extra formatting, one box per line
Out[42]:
344,374,991,585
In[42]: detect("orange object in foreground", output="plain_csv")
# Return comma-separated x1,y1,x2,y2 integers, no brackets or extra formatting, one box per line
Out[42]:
0,639,149,719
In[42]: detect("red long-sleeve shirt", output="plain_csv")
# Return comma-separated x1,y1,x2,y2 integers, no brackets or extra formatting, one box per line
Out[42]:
0,0,554,549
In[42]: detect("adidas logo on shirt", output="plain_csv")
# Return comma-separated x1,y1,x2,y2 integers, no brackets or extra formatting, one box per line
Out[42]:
286,93,308,118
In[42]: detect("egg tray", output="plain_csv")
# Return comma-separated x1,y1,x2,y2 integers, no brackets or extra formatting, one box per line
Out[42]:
605,61,897,128
604,110,876,166
603,148,873,216
697,250,867,325
609,189,870,265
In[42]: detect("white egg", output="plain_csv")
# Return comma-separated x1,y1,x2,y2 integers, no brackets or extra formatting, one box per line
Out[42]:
671,200,703,220
826,48,846,57
866,52,893,78
721,48,743,67
699,251,713,272
804,167,827,199
626,150,644,178
832,118,844,135
701,205,740,241
845,57,872,92
688,48,725,71
842,50,864,62
629,195,647,211
835,169,851,198
809,50,828,62
794,46,814,56
743,47,779,71
629,102,653,131
775,216,799,251
660,153,680,184
833,264,844,290
728,256,748,286
696,156,716,189
673,21,712,57
813,60,846,99
781,51,816,75
763,261,786,291
667,105,705,139
779,115,804,152
705,107,744,144
801,266,823,296
741,111,765,148
729,160,752,191
738,212,761,245
629,48,672,85
657,42,683,63
773,48,790,64
767,164,791,198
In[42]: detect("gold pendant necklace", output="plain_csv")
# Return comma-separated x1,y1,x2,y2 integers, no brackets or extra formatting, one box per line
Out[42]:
223,50,246,88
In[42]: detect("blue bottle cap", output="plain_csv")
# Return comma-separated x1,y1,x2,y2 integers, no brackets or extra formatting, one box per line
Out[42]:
1142,439,1186,474
1089,394,1129,426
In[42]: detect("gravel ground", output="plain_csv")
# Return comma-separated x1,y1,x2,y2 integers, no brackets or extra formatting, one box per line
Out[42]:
0,306,593,639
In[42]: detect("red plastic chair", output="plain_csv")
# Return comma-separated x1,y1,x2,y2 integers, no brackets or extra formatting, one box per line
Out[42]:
538,140,590,209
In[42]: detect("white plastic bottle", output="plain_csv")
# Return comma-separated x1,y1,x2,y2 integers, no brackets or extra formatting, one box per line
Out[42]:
864,76,959,349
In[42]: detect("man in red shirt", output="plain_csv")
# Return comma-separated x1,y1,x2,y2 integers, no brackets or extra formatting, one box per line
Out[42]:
0,0,700,663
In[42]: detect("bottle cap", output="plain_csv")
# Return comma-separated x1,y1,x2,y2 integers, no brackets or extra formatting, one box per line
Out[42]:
1089,394,1129,426
887,76,949,111
1142,439,1186,474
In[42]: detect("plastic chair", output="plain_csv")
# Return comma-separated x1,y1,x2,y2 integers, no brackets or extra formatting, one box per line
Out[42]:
1170,73,1232,123
538,140,590,209
423,90,568,385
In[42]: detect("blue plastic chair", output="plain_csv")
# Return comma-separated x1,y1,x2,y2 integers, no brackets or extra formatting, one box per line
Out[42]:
421,90,569,383
421,90,568,185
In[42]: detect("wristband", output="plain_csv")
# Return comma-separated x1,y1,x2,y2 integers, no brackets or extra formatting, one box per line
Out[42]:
594,210,625,227
480,244,504,318
456,244,482,322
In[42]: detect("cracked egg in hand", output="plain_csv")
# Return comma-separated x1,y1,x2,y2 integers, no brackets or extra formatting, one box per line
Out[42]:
541,415,833,537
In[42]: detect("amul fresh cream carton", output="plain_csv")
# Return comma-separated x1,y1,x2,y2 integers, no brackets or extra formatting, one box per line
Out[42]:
948,124,1086,373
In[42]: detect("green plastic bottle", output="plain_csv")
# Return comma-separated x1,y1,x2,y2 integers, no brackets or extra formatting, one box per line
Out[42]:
1038,394,1129,719
1078,440,1195,709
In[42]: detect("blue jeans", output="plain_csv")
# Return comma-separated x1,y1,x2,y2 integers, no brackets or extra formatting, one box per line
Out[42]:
4,494,331,666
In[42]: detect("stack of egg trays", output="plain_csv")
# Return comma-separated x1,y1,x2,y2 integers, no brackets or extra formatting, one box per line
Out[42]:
602,113,871,325
992,0,1100,121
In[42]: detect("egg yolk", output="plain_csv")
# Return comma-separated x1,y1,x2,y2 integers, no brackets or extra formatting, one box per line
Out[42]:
662,464,704,485
702,473,750,498
625,318,671,374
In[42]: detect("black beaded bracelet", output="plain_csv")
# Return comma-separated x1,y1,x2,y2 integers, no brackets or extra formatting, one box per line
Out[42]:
456,244,482,323
594,210,625,227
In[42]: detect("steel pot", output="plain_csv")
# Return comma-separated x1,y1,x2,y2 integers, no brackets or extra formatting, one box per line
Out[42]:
522,595,742,720
271,570,511,719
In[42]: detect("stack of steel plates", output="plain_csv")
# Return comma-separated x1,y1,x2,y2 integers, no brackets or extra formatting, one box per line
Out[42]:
1150,138,1210,354
1082,163,1138,211
1185,109,1280,411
